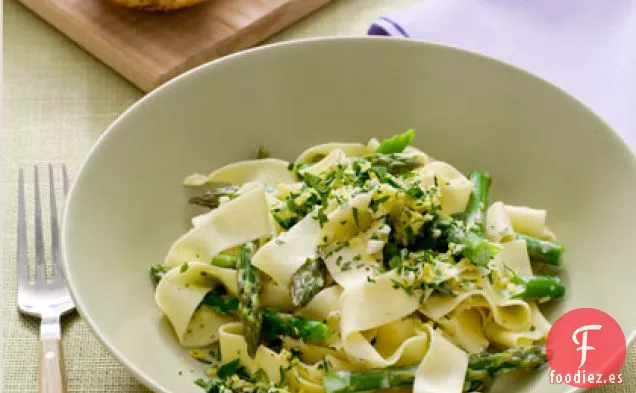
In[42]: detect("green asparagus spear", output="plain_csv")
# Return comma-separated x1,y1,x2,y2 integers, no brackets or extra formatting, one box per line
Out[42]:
468,345,546,374
460,171,564,267
201,291,240,315
450,229,502,266
516,233,564,266
433,217,501,266
509,275,566,300
323,346,547,393
324,365,415,393
464,345,547,392
237,243,262,356
367,153,424,174
433,169,500,266
189,186,240,209
290,258,327,307
464,171,492,235
428,202,501,266
375,129,415,154
200,291,331,343
211,253,237,268
262,309,332,343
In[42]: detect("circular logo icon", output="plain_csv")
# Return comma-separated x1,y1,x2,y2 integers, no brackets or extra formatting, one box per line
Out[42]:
546,308,626,388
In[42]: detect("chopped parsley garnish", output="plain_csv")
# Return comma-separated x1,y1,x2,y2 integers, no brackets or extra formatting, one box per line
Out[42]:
317,358,332,372
216,359,249,380
256,146,270,159
375,195,391,204
384,176,402,189
303,172,329,194
405,185,424,199
352,207,360,227
389,256,402,269
150,264,169,285
316,208,328,227
286,198,299,213
391,279,413,296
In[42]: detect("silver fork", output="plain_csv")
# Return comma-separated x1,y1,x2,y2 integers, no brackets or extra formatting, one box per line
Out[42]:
17,165,75,393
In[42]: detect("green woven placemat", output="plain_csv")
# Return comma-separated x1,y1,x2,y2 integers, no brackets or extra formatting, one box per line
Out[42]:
2,0,634,391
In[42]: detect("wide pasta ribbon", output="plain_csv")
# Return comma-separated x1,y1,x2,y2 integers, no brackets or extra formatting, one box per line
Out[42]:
184,158,296,187
486,202,556,241
486,201,516,243
420,277,532,332
252,208,322,287
339,270,422,367
414,325,468,393
296,143,370,164
164,183,272,267
490,239,533,276
417,161,473,216
320,190,375,245
301,149,347,177
338,270,470,393
437,307,490,354
485,302,552,348
323,220,389,290
218,323,291,384
296,286,343,322
155,262,237,346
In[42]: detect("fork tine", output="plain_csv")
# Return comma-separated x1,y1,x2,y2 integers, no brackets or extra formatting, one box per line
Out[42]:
62,164,69,198
17,168,30,285
33,166,46,284
49,164,62,278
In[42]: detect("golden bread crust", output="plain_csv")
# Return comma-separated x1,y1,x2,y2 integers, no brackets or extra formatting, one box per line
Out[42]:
110,0,208,11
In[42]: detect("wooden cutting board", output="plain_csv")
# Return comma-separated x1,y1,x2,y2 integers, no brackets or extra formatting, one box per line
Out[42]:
17,0,333,92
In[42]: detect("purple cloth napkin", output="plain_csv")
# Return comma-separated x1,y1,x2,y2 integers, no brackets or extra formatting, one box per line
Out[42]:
369,0,636,149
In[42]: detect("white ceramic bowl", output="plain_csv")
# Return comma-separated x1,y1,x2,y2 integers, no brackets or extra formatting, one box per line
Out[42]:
62,37,636,393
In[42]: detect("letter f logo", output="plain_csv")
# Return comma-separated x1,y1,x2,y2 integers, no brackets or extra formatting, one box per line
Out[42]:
546,308,626,388
572,324,602,368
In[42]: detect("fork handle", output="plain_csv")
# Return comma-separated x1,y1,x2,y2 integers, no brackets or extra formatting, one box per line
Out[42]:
39,338,66,393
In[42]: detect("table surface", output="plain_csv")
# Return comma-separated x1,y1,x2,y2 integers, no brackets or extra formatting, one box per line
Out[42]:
2,0,634,391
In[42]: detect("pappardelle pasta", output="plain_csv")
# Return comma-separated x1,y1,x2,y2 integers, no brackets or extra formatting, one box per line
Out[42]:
149,130,565,393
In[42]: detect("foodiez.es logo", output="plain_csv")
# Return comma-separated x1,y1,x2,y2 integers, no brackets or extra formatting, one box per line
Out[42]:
546,308,626,388
573,324,602,368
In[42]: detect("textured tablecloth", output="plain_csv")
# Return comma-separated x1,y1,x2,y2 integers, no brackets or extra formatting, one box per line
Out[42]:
1,0,634,392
